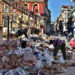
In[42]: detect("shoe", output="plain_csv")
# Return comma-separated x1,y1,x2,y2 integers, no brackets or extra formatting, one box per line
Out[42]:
54,56,59,60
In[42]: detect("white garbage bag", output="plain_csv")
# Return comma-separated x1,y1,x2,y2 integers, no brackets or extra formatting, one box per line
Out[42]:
44,50,54,65
5,70,14,75
15,67,26,75
49,44,54,49
2,56,9,63
35,60,43,68
0,73,2,75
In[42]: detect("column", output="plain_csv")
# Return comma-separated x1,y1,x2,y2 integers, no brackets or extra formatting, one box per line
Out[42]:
0,1,3,44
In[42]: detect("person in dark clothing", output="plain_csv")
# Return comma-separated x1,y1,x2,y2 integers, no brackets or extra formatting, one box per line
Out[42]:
16,28,28,48
16,29,23,37
64,31,68,39
21,40,27,48
16,28,28,38
67,32,73,41
49,38,66,60
23,28,28,38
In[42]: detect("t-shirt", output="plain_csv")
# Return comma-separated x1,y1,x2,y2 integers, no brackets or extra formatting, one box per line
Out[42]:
52,39,65,46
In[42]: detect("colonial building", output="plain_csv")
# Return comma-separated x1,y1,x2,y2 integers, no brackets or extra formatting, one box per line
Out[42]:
21,0,45,15
0,0,51,35
61,6,72,32
72,9,75,37
20,0,51,33
56,5,73,34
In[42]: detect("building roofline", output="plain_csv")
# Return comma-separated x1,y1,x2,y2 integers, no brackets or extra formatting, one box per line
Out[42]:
62,5,72,8
21,0,44,2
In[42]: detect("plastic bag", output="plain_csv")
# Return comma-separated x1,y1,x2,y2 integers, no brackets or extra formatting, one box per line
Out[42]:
15,68,26,75
5,70,14,75
2,56,9,63
0,73,2,75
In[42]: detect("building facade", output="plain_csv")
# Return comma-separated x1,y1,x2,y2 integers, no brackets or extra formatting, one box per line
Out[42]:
61,6,72,33
72,9,75,37
21,0,44,15
56,6,73,34
0,0,51,35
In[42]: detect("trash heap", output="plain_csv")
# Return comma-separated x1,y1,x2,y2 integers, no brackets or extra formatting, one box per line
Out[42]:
0,35,73,75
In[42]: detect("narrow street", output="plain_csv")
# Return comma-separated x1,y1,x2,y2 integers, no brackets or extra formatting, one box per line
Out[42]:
0,0,75,75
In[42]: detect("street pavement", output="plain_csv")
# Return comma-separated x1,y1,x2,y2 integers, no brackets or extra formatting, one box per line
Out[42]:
57,53,75,75
3,34,75,75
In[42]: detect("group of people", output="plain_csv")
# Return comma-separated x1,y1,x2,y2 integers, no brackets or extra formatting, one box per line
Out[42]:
16,28,67,61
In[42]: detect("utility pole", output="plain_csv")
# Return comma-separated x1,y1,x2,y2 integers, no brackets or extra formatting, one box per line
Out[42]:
0,0,3,44
7,0,10,40
7,15,9,40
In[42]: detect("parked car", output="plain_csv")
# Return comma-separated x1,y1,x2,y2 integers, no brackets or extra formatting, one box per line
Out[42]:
70,39,75,49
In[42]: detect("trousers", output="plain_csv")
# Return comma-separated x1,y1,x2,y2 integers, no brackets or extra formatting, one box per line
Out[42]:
53,44,66,60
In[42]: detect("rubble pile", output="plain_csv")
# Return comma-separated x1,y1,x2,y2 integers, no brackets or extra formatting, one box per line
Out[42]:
0,35,73,75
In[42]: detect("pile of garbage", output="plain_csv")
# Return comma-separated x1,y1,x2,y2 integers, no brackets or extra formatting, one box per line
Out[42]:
0,35,73,75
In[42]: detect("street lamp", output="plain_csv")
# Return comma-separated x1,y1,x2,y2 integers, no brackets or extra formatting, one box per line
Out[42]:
7,15,9,40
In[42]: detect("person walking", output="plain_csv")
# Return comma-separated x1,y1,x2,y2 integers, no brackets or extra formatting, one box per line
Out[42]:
49,38,66,60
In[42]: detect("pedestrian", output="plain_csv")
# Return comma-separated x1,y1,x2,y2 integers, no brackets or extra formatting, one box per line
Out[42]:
16,28,28,38
65,31,68,39
49,38,66,60
67,32,73,41
16,28,28,48
21,29,28,48
23,28,28,38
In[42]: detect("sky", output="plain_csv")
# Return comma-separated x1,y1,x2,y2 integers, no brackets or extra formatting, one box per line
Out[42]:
48,0,72,22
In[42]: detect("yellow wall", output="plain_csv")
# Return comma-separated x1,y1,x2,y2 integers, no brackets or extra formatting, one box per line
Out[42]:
0,2,3,43
0,2,2,27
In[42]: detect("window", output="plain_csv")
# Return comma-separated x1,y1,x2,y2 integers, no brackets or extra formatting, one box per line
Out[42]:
4,6,8,13
24,3,28,9
3,19,8,27
33,4,39,13
35,9,38,13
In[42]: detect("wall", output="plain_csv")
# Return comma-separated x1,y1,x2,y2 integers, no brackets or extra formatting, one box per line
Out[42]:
0,2,3,43
21,2,44,15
